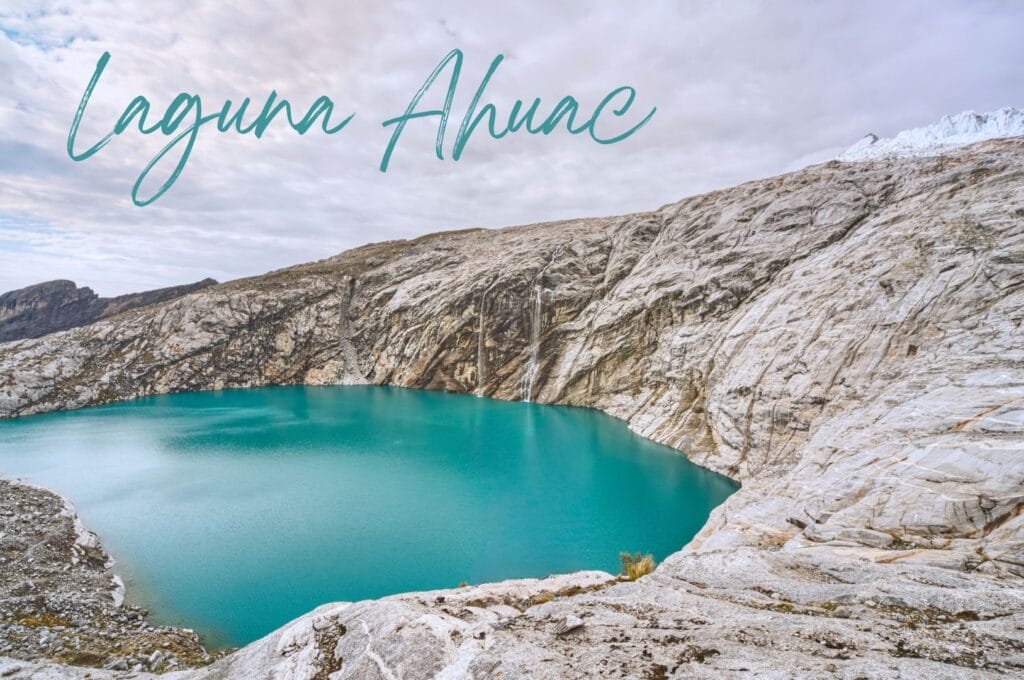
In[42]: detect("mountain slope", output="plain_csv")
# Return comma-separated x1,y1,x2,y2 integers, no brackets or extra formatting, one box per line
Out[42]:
1,138,1022,677
0,278,218,343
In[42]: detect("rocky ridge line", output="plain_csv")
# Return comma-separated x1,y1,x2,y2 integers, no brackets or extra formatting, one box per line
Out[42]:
0,278,218,343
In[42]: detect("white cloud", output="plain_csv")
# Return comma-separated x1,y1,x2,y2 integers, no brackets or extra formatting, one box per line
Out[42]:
0,0,1022,294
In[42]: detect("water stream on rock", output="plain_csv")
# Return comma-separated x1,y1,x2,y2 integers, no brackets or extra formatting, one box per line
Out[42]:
522,283,544,401
0,385,736,647
521,252,556,402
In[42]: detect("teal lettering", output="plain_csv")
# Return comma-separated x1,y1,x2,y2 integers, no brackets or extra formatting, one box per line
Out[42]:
380,51,656,169
66,52,355,206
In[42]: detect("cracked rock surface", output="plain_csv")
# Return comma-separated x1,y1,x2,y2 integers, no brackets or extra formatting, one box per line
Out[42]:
1,139,1023,677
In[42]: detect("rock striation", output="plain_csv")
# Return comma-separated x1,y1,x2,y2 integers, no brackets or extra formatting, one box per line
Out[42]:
1,138,1023,677
0,278,218,343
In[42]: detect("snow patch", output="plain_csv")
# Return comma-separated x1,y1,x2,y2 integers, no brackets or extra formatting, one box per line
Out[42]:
838,107,1024,162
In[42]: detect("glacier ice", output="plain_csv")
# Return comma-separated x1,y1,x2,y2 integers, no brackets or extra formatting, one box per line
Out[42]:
838,107,1024,162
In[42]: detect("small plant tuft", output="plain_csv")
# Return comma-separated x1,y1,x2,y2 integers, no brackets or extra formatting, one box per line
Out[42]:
619,551,656,580
530,590,555,606
457,580,469,588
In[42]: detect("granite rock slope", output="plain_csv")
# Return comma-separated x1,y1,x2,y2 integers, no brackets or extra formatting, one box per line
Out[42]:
184,549,1024,679
1,138,1023,677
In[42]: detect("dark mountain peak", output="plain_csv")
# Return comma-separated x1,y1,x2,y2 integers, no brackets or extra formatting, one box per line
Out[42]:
0,277,218,343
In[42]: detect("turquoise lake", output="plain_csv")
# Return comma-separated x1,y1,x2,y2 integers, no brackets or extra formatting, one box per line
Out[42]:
0,386,736,647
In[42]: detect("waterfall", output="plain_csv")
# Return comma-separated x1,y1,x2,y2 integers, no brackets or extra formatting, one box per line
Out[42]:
476,290,487,395
338,276,367,384
476,278,499,396
522,283,543,402
520,252,558,402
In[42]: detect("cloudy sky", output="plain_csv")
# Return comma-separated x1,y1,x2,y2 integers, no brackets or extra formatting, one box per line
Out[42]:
1,1,1021,295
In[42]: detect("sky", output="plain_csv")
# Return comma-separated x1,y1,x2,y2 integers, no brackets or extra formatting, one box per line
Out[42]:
0,0,1022,295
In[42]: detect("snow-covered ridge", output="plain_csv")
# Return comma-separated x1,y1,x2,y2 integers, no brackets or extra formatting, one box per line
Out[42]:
838,107,1024,161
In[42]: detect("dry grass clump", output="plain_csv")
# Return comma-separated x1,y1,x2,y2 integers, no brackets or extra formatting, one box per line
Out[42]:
619,552,655,580
17,611,69,628
530,590,556,606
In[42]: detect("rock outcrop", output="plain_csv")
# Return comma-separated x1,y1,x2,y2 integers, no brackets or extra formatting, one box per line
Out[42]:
1,138,1023,677
0,278,218,343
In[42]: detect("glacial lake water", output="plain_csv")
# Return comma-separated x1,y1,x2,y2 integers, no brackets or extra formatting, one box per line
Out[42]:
0,386,736,647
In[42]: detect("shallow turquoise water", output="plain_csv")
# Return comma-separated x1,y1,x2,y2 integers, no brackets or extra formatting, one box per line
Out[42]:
0,386,736,647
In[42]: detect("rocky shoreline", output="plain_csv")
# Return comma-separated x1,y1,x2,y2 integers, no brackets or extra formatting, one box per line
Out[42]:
3,493,1023,677
0,478,220,674
0,139,1022,677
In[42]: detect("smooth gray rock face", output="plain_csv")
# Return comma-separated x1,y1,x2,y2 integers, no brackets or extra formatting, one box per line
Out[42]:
0,139,1022,677
0,278,217,343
